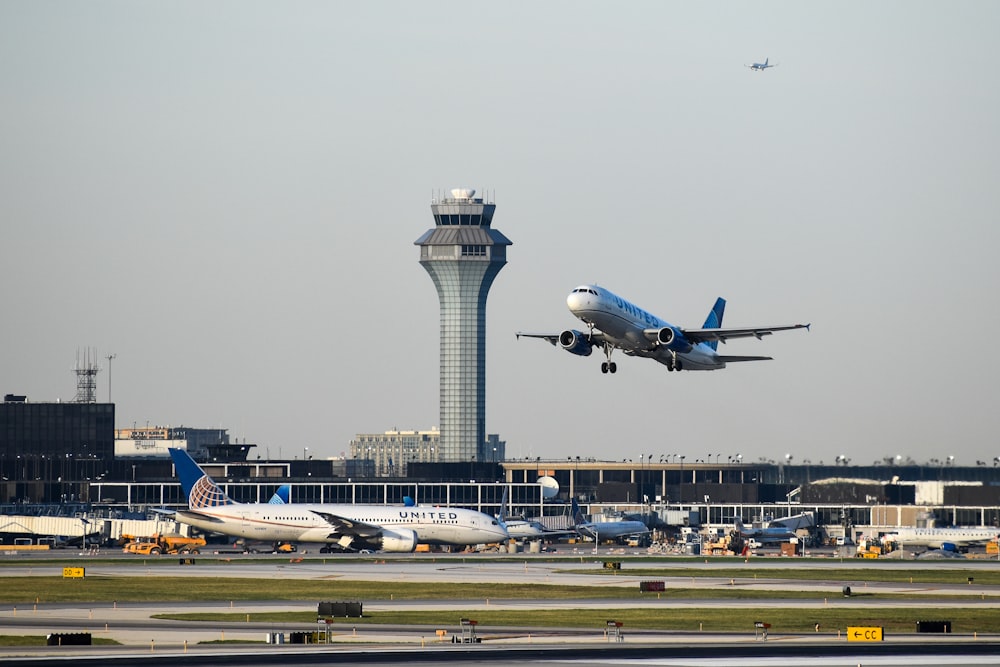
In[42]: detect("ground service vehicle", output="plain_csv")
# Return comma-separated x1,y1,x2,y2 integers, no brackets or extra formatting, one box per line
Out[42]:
122,533,205,556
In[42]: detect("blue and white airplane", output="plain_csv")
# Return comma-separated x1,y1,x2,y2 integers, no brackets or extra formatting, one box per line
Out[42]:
166,448,508,552
746,57,776,71
517,285,808,374
571,499,650,543
884,527,1000,552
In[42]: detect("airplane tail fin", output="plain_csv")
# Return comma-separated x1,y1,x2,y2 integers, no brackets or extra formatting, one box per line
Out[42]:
168,448,235,509
497,487,509,522
267,484,291,504
702,298,726,351
571,498,585,527
764,58,768,66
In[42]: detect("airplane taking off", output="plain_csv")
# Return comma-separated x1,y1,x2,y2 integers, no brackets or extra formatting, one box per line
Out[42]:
166,448,508,552
746,58,776,71
883,527,1000,551
517,285,808,374
571,499,649,543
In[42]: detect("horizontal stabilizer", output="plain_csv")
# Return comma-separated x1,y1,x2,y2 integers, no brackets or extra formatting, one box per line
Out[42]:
717,355,773,362
175,509,227,523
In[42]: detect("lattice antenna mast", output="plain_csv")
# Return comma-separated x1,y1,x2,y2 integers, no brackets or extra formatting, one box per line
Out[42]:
73,347,101,403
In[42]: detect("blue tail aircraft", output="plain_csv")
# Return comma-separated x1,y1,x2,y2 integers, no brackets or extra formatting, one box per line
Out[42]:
746,58,776,71
517,285,808,374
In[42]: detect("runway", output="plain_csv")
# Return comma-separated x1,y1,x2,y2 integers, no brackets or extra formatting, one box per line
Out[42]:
1,552,999,665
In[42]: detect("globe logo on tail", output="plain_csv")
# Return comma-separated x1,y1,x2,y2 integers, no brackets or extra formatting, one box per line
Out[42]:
190,475,233,508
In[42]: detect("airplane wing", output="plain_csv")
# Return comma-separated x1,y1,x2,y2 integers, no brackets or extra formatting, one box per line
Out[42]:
683,323,809,344
515,331,611,345
311,510,383,539
515,332,561,346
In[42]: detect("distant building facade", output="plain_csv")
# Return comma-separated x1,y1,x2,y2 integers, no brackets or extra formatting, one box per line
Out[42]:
349,428,506,477
114,426,240,460
1,397,114,462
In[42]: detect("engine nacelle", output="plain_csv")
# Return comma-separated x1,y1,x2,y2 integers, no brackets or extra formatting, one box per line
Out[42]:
378,528,418,553
656,326,692,353
558,330,594,356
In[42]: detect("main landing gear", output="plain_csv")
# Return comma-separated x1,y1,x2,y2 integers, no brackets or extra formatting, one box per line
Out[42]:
667,352,683,372
600,342,617,374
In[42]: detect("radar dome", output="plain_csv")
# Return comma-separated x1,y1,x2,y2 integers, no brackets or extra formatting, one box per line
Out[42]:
537,475,559,499
451,188,475,200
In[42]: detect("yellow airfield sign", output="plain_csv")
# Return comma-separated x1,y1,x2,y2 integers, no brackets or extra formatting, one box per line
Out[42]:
847,626,883,642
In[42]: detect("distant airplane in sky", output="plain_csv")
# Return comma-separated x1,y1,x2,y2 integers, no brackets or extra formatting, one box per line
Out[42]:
517,285,808,374
167,448,508,552
571,498,649,543
746,58,776,71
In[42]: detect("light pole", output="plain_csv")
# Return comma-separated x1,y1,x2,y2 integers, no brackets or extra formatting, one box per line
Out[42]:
679,456,686,504
105,353,116,402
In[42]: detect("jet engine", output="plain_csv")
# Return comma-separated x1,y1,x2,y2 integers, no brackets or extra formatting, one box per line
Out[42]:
377,528,418,553
656,326,692,353
558,330,594,356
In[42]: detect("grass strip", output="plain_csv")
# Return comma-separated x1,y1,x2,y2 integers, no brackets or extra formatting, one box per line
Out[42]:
153,606,1000,634
4,575,996,604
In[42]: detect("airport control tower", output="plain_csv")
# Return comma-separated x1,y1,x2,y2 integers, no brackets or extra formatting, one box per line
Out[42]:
415,189,511,463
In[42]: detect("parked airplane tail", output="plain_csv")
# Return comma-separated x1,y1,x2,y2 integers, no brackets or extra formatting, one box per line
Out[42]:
571,498,585,527
702,298,727,351
267,484,291,504
498,487,509,523
168,448,235,508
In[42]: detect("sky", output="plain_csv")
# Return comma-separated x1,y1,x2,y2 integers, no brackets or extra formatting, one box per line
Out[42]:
2,2,999,467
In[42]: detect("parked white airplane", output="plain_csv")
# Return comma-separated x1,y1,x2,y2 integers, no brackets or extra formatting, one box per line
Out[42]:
571,499,650,543
517,285,808,373
167,448,508,552
883,527,1000,551
730,517,798,543
497,488,574,540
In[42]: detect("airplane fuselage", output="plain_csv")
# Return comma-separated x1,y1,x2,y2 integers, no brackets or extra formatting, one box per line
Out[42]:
884,527,1000,549
504,519,552,539
567,286,724,370
576,519,650,542
176,503,508,548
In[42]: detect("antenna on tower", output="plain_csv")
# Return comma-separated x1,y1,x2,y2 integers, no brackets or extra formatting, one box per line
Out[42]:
73,347,100,403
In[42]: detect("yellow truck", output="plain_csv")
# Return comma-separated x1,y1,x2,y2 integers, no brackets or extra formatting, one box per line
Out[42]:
122,533,205,556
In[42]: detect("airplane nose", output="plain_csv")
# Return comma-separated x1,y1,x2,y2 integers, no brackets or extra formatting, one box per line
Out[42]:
566,291,585,314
